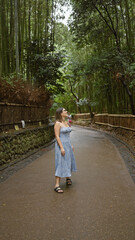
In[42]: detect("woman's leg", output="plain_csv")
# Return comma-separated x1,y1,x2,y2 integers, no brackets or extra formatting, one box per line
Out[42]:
55,176,63,192
55,176,60,187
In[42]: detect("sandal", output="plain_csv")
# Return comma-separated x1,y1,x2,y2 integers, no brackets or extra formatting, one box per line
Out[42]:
66,178,72,185
54,186,63,193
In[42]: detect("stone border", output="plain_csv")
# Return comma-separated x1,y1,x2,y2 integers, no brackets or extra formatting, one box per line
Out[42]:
0,139,55,183
0,124,54,166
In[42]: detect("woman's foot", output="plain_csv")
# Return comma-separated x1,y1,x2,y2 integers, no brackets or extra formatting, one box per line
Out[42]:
66,178,72,185
54,186,63,193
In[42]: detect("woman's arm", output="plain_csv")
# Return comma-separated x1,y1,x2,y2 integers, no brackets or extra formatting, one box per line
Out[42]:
54,122,65,156
72,145,74,151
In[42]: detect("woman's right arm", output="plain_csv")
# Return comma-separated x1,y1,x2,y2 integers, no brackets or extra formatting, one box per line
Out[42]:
54,122,65,156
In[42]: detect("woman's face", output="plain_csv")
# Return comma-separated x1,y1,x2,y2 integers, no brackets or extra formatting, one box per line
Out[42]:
61,108,68,118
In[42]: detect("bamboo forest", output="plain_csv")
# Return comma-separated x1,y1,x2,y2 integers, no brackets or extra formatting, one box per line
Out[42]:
0,0,135,115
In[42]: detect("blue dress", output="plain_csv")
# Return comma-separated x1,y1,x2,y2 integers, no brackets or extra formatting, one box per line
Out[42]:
55,127,77,177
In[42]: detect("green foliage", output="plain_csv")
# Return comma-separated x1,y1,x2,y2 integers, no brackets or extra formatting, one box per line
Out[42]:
77,98,97,107
68,0,135,114
1,0,135,114
50,91,76,115
24,39,66,93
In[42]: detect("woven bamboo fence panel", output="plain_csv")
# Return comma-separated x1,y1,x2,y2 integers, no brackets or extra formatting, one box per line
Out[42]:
0,102,49,130
95,114,135,131
73,113,90,120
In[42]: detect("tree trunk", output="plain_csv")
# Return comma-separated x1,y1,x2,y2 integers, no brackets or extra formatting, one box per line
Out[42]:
14,0,19,76
10,0,15,72
45,0,49,53
1,0,8,75
69,79,82,113
121,78,135,115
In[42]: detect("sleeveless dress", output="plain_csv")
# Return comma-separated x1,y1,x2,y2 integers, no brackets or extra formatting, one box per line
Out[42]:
55,127,77,178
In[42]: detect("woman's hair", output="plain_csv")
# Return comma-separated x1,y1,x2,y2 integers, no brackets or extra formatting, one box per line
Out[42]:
55,108,64,122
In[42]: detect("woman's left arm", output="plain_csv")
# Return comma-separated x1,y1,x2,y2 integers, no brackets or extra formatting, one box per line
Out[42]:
72,145,74,151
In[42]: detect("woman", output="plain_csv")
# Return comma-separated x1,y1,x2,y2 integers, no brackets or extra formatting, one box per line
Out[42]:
54,108,77,193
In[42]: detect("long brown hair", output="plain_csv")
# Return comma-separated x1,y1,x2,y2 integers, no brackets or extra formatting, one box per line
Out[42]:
55,108,63,122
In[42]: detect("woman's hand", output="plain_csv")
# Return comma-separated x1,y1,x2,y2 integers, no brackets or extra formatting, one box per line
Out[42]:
72,145,74,151
61,148,65,156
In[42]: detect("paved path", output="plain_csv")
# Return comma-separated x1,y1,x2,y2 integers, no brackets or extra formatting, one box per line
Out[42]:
0,126,135,240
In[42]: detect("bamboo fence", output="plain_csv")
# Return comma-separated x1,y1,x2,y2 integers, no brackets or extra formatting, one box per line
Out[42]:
73,113,135,131
94,114,135,131
0,102,49,131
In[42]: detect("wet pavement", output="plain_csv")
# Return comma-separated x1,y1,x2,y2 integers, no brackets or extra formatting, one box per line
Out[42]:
0,126,135,240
